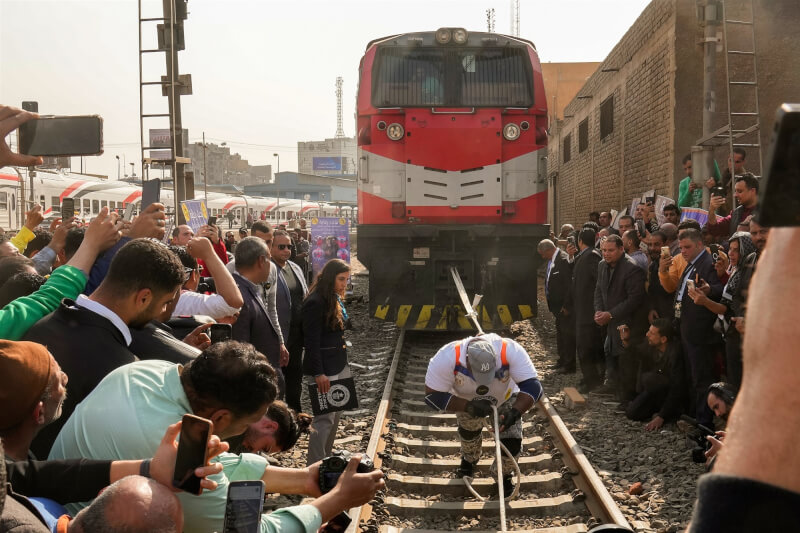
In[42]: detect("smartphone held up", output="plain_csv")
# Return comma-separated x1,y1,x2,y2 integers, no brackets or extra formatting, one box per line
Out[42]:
173,414,213,495
18,115,103,157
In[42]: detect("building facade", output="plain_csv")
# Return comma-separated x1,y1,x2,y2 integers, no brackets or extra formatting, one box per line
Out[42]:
547,0,800,228
243,172,356,205
297,137,357,177
183,142,272,188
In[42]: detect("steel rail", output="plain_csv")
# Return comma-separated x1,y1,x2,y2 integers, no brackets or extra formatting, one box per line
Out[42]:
536,395,631,529
346,329,406,533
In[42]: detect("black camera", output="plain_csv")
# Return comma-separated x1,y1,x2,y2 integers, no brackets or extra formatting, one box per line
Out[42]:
318,450,374,494
681,416,716,464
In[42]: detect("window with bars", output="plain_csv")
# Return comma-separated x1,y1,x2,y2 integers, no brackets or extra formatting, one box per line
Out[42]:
372,46,533,107
600,95,614,140
579,119,589,153
563,134,572,163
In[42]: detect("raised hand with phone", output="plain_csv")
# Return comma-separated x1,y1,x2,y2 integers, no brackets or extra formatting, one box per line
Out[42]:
0,104,43,167
124,203,167,240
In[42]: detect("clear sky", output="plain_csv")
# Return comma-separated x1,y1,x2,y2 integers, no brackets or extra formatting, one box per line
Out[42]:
1,0,651,180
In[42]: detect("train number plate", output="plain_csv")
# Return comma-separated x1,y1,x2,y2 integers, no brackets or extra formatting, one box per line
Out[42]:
413,247,430,259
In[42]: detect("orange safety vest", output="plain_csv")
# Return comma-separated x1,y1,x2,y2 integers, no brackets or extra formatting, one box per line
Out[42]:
454,339,507,374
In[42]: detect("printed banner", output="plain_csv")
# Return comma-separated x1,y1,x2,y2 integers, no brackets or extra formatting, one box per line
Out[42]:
309,217,351,277
180,199,208,234
681,207,709,227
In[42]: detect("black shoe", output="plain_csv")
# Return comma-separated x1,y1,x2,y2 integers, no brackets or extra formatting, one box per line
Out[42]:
493,475,514,497
557,366,577,374
456,458,476,478
615,402,629,413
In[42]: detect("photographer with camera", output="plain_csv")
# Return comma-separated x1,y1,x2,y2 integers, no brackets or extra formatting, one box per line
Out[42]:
424,334,543,495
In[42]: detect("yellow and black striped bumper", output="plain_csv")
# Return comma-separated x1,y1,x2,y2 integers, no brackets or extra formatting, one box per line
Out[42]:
372,304,534,330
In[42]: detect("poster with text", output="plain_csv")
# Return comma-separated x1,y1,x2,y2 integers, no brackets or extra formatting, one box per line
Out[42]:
180,199,208,234
310,216,351,283
654,195,675,225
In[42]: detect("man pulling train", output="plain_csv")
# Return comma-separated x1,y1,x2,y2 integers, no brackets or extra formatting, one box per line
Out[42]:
424,333,543,494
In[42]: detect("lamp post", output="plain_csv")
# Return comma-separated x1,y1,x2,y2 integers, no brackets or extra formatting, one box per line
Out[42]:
115,155,120,180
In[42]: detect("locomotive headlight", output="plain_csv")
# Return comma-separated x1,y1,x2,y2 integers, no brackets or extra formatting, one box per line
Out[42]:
387,123,405,141
435,28,452,44
503,123,521,141
452,28,468,44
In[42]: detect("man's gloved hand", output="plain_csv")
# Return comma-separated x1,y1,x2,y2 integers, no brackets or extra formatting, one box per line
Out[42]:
498,406,522,432
464,398,493,418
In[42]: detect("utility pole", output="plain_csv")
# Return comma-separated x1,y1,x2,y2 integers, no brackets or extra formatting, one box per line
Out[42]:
162,0,186,218
335,77,345,139
273,153,280,209
694,0,721,209
202,132,208,205
486,8,495,33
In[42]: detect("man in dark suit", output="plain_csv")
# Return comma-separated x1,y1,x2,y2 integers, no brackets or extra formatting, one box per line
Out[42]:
538,239,575,372
676,228,723,427
594,234,646,397
271,230,309,412
24,239,185,458
571,228,605,393
231,237,287,396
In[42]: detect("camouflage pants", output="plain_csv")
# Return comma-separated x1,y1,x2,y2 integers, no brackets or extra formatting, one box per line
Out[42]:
456,393,523,475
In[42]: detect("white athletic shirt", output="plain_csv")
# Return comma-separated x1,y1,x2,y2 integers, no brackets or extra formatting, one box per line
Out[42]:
424,333,538,406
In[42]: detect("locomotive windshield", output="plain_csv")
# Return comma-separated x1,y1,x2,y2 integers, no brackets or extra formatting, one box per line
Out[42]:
372,46,533,108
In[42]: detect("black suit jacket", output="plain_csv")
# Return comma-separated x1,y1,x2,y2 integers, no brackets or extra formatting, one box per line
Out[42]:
302,291,347,377
231,273,281,363
647,259,674,321
273,263,291,339
24,300,137,459
129,321,200,365
545,249,573,314
594,255,646,329
571,247,602,327
678,250,723,345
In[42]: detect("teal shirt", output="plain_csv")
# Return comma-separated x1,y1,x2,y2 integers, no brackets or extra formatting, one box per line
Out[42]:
49,361,322,533
0,265,86,341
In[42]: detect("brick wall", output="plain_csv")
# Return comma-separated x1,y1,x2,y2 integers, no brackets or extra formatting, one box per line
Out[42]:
548,0,676,228
548,0,800,229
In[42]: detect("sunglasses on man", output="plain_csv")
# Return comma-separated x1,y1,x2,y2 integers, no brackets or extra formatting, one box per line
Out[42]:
276,244,291,250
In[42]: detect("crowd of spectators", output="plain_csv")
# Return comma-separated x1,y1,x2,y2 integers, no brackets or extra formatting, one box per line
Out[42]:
0,104,383,532
541,152,769,454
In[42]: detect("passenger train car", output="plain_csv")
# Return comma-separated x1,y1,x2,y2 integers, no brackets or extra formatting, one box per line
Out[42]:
356,28,549,330
0,169,342,231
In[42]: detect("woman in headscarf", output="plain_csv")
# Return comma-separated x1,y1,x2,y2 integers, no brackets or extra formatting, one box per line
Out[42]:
688,232,756,389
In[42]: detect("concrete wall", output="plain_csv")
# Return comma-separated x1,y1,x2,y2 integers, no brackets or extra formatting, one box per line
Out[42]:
548,0,800,229
541,62,601,123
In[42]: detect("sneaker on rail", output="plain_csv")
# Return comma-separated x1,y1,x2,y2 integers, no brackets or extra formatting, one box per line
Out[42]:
456,458,476,478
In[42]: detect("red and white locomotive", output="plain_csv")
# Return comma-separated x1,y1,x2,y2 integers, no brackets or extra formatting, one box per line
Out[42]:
356,28,549,330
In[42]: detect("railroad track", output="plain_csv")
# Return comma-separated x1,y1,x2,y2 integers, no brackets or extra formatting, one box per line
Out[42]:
346,330,631,533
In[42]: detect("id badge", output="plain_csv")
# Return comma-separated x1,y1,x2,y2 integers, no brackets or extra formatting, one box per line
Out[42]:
674,301,682,319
